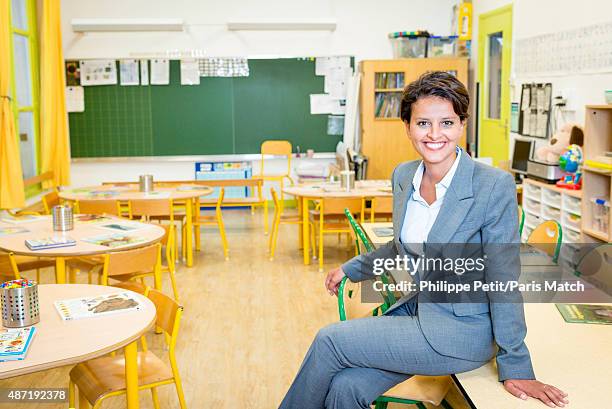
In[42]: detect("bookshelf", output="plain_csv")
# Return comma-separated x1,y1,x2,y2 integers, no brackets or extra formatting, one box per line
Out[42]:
581,105,612,242
359,58,469,179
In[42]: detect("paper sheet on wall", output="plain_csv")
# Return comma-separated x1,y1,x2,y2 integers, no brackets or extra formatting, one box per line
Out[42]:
65,86,84,112
79,60,117,86
119,60,139,86
150,59,170,85
316,56,351,76
180,59,200,85
140,60,149,85
326,66,352,99
310,94,342,114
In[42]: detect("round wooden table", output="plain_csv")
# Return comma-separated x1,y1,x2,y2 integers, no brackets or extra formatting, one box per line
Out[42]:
0,284,156,409
283,180,392,265
0,215,165,284
59,184,213,267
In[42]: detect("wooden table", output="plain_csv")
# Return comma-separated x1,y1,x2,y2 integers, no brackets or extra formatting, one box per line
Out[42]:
361,222,394,248
284,180,391,265
0,284,156,409
0,215,165,284
59,185,213,267
359,222,612,408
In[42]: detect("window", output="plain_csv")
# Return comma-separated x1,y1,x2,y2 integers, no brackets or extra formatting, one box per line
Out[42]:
8,0,40,181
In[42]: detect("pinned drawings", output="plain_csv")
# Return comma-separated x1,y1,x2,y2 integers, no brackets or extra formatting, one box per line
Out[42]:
311,56,353,116
79,60,117,86
119,60,139,86
150,59,170,85
140,60,149,85
66,86,84,113
180,59,200,85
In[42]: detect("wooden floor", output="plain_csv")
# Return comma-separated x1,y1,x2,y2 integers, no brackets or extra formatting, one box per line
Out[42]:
0,209,471,409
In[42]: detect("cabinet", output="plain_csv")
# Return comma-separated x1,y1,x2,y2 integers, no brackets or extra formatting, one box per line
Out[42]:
359,58,469,179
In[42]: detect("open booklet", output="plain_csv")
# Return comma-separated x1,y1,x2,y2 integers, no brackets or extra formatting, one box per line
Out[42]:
54,292,141,321
556,304,612,325
0,327,36,361
82,233,146,248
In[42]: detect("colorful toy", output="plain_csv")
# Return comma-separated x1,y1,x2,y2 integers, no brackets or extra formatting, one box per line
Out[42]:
535,123,583,163
556,144,583,190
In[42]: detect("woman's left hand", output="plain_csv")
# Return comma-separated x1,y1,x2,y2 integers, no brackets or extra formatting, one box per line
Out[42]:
503,379,568,407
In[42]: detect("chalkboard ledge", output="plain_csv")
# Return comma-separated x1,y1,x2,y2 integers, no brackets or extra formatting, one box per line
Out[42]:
71,153,336,163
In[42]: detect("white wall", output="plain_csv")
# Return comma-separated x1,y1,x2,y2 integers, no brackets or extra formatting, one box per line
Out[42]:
472,0,612,157
61,0,455,61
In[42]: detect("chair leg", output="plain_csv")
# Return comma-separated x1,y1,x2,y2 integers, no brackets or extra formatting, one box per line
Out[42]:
168,269,180,301
174,377,188,409
263,200,269,235
318,223,324,272
217,215,229,261
69,267,77,284
36,268,40,283
416,402,427,409
69,380,76,408
194,223,201,252
151,387,161,409
79,388,91,408
269,214,281,261
251,204,255,215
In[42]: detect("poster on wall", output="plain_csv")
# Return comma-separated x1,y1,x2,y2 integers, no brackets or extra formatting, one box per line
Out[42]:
140,60,149,85
119,60,139,86
180,59,200,85
79,60,117,86
150,59,170,85
66,86,84,112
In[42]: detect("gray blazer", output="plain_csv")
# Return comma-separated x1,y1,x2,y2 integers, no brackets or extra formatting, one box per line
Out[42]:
342,151,535,381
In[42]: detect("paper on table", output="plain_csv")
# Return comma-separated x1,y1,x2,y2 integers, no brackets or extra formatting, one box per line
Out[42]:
66,86,84,113
151,59,170,85
79,60,117,86
119,60,139,86
180,59,200,85
310,94,341,114
140,59,149,85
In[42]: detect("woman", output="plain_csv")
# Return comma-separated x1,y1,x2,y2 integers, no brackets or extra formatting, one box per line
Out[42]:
279,72,568,409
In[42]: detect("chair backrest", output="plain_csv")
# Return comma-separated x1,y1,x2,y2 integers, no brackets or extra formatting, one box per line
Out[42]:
111,280,150,296
371,196,393,218
76,199,121,216
147,287,182,336
338,277,383,321
129,199,174,220
527,220,562,262
518,206,525,236
260,140,292,176
344,209,374,253
574,244,612,295
104,243,160,278
321,197,363,216
0,253,20,281
42,189,60,214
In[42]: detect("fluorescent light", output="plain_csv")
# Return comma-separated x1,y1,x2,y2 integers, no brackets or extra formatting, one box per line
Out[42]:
72,18,184,32
226,20,336,31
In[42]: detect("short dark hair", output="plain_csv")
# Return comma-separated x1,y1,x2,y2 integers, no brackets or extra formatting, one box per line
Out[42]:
400,71,470,123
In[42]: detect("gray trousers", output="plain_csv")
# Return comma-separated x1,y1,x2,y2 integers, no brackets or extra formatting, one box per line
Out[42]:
279,302,488,409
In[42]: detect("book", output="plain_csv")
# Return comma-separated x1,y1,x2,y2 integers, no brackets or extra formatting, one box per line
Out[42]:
82,233,146,248
96,222,147,233
54,292,141,321
0,226,29,237
555,304,612,325
87,190,120,198
25,236,77,251
0,327,36,361
75,214,113,224
1,214,45,224
372,227,394,237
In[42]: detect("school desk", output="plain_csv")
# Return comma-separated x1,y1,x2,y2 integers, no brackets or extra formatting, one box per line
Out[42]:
360,221,394,248
0,215,165,284
0,284,156,409
59,184,213,267
283,180,391,265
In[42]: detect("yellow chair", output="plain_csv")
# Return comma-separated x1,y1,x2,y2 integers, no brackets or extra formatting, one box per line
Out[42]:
69,287,187,409
527,220,562,263
192,188,229,260
268,188,310,261
41,188,61,214
257,140,294,234
0,252,21,281
369,196,393,222
75,199,122,216
310,198,364,271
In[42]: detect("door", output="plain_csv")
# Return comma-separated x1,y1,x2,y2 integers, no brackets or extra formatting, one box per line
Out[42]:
478,5,512,165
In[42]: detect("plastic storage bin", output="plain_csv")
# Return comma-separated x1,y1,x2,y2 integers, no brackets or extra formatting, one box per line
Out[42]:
524,211,541,229
427,36,458,57
542,204,560,220
524,197,541,215
563,227,581,244
562,194,582,215
590,198,610,233
562,212,581,231
389,31,429,58
542,189,561,208
524,183,541,199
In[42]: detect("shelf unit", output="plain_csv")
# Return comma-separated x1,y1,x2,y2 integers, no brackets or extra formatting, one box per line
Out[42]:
359,58,468,179
521,178,583,244
581,105,612,242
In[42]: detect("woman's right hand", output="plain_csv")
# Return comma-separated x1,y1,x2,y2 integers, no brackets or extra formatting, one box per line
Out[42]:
325,266,346,296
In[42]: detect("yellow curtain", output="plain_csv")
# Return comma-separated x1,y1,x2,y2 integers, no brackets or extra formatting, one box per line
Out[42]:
40,0,70,187
0,0,26,208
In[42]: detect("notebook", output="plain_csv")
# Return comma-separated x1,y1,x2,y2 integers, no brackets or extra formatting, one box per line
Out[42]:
0,327,36,361
25,237,77,251
1,214,45,224
82,233,146,248
372,227,394,237
54,292,141,320
556,304,612,325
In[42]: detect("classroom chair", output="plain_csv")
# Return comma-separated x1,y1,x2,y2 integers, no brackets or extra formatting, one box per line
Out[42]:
0,252,22,281
192,188,229,260
309,198,364,271
518,206,525,237
527,220,563,263
41,188,61,214
75,199,122,216
257,140,294,235
369,196,393,222
337,276,454,409
69,287,187,409
268,188,309,261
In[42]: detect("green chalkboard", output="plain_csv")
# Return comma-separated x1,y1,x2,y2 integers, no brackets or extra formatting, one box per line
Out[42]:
68,59,343,157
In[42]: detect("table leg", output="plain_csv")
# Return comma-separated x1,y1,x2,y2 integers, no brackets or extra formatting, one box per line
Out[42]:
185,198,194,267
124,340,140,408
302,197,310,265
297,198,303,249
55,257,66,284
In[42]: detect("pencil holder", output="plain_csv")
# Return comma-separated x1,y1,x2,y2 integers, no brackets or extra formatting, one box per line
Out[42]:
1,279,40,328
340,170,355,191
139,174,154,192
52,205,74,231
